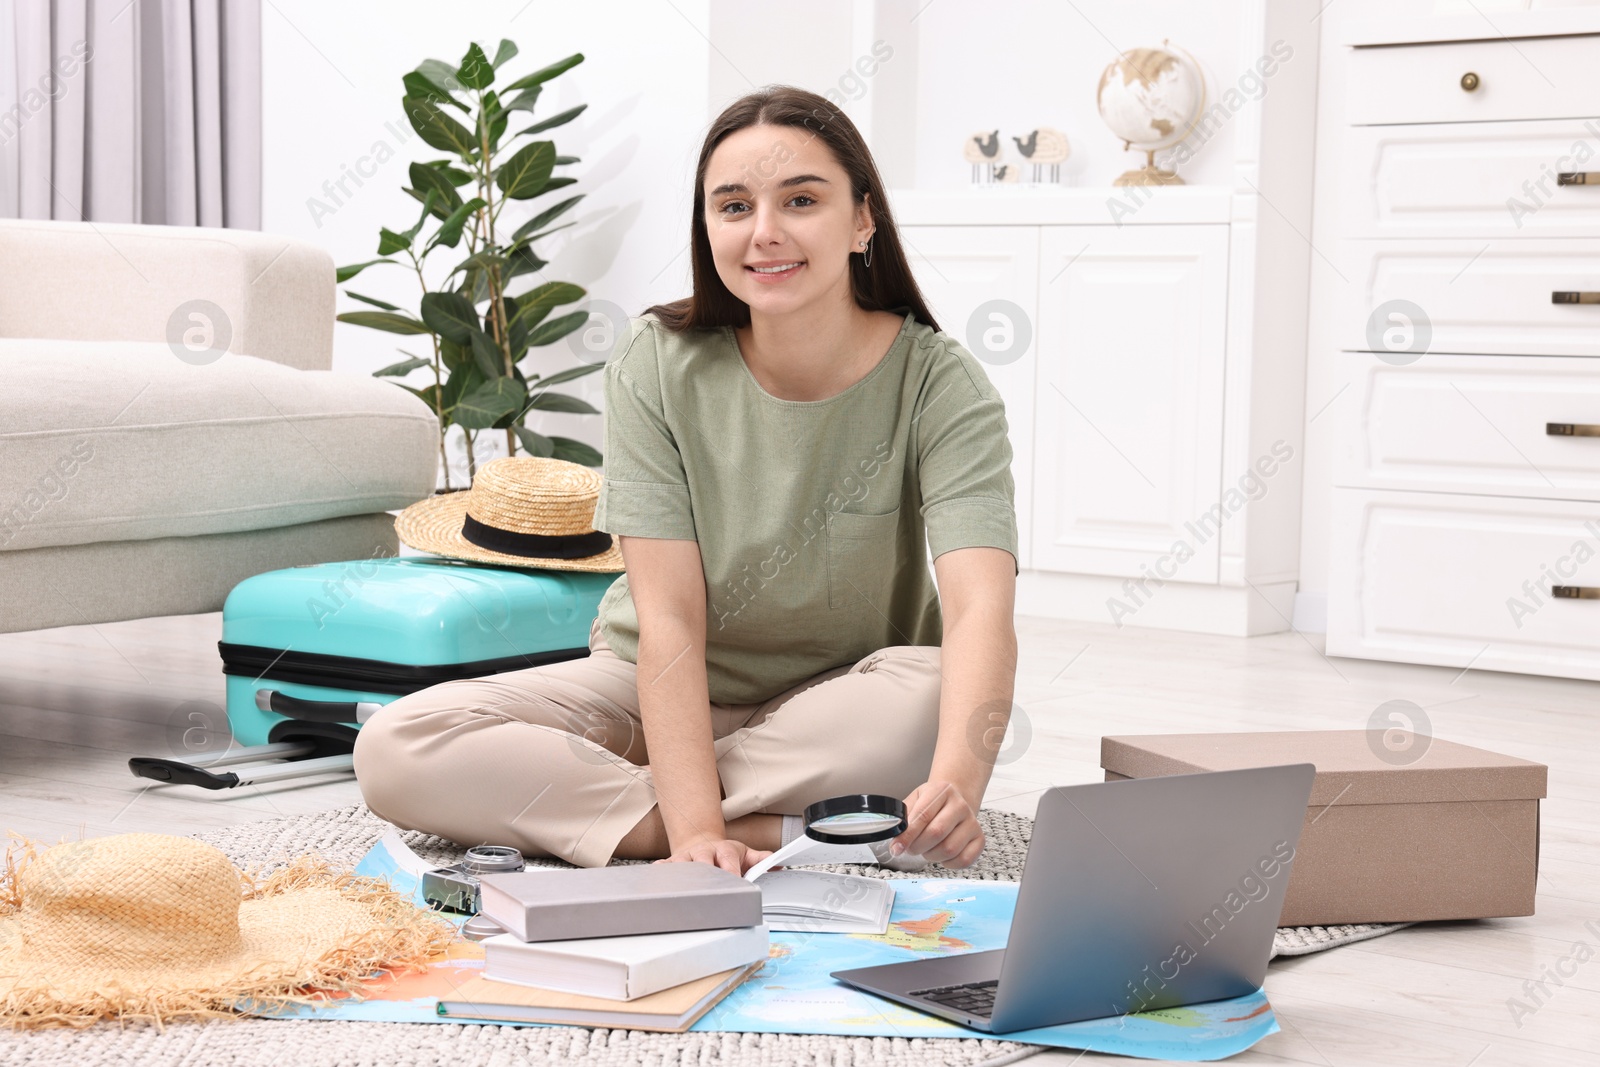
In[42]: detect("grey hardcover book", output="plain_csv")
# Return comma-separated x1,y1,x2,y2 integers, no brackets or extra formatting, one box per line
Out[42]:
477,863,765,942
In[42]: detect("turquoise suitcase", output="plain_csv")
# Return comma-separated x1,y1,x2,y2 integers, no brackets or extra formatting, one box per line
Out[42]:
129,556,619,789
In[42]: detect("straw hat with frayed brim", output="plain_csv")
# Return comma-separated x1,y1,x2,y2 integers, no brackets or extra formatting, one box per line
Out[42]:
0,832,454,1030
396,455,624,573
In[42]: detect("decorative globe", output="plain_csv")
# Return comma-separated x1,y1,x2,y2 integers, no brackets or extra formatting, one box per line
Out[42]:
1095,42,1206,185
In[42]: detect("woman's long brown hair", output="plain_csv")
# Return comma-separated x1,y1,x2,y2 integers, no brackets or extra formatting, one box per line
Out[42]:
642,85,940,334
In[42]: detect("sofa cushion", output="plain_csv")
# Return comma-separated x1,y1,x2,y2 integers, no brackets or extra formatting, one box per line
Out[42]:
0,339,439,552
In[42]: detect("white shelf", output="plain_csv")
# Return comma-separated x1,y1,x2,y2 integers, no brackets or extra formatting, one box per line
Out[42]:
886,186,1233,227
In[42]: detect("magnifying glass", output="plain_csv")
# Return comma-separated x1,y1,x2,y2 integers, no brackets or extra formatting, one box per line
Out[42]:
802,794,907,843
743,793,915,880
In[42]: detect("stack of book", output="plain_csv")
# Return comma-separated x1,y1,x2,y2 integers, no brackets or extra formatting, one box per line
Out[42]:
437,863,765,1031
435,861,897,1031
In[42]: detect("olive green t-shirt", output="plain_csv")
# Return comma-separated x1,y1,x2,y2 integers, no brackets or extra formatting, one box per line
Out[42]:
590,310,1018,705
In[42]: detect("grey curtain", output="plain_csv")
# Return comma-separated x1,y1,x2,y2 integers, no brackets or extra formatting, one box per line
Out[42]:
0,0,261,228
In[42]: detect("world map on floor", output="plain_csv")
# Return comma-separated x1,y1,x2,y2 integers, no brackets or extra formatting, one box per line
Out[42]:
267,833,1280,1061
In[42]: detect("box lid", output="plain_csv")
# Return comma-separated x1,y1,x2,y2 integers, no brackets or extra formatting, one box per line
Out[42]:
1101,731,1547,806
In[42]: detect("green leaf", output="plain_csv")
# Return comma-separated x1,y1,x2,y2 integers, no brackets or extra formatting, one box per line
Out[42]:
513,425,556,457
424,161,476,186
399,383,444,414
496,140,555,200
525,309,588,349
469,327,506,378
457,43,494,90
345,291,401,311
511,194,584,243
374,355,431,377
337,310,432,335
377,228,410,255
523,389,598,414
336,258,395,283
417,59,465,92
492,39,518,68
503,86,541,112
419,291,480,344
548,435,602,466
505,294,529,359
402,96,477,158
455,377,526,429
516,104,586,137
447,250,507,280
402,70,467,111
510,281,586,330
532,361,604,387
402,189,439,240
502,52,583,93
505,244,548,282
511,220,576,246
439,337,471,372
440,362,484,413
487,109,510,154
554,155,580,165
532,176,579,198
432,196,487,249
409,162,463,215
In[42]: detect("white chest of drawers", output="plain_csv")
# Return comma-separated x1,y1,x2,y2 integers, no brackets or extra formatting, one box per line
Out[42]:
1325,18,1600,681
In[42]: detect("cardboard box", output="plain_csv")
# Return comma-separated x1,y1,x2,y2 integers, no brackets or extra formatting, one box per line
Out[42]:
1100,730,1547,927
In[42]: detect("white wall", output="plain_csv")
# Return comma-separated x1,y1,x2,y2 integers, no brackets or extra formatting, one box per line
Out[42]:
261,0,712,483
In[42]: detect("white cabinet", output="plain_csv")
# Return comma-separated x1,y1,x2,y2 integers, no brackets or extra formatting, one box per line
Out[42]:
1032,225,1229,582
901,222,1230,585
895,225,1040,570
1325,21,1600,680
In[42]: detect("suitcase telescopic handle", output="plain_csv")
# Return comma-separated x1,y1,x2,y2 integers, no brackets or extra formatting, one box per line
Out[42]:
256,689,383,725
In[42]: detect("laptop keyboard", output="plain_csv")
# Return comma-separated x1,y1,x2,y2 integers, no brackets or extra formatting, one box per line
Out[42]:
908,979,999,1017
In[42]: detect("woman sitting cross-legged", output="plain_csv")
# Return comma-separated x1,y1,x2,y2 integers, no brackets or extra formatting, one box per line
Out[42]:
353,84,1021,877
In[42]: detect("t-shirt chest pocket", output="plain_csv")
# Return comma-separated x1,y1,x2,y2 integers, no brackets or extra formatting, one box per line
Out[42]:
826,506,901,611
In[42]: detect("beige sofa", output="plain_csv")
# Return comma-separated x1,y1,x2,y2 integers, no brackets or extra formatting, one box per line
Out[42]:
0,218,439,634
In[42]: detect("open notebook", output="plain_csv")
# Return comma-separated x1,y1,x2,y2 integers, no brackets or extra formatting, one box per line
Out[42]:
743,834,898,934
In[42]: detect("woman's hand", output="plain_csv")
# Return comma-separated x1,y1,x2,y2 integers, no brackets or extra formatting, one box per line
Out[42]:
890,780,985,868
656,836,772,877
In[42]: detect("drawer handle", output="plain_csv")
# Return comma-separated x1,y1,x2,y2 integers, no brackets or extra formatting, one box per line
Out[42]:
1460,71,1480,92
1552,292,1600,304
1558,172,1599,186
1552,586,1600,600
1547,422,1600,436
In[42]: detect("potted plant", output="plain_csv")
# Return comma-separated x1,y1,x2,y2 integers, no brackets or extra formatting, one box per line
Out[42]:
335,40,602,491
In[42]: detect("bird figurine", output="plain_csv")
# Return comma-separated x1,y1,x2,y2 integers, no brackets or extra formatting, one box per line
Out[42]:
964,130,1002,183
1011,127,1071,183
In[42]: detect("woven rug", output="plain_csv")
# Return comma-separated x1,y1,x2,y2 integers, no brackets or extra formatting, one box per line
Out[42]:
0,804,1411,1066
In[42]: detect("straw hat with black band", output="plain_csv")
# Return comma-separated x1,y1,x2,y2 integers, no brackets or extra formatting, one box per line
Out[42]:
395,455,625,572
0,832,454,1029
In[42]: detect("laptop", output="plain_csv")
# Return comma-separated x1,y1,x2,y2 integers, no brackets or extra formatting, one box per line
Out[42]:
831,763,1315,1033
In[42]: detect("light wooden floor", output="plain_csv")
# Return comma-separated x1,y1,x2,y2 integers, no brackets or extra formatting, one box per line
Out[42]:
1,610,1595,1065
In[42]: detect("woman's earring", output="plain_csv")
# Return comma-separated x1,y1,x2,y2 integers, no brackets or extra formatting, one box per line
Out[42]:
859,237,873,268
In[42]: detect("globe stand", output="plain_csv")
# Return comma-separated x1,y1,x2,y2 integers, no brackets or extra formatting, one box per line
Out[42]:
1113,147,1184,187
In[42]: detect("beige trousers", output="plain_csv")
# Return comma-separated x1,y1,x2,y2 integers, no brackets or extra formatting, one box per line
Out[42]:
352,616,943,868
